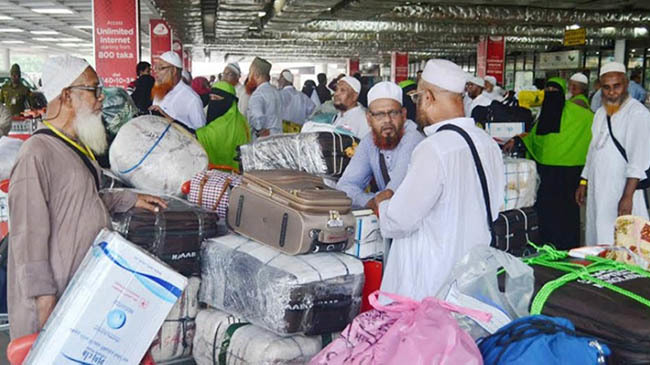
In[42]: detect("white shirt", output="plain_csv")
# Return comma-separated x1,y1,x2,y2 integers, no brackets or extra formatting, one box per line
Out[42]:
153,81,206,130
280,85,316,125
468,93,493,118
378,117,505,300
463,94,472,117
582,98,650,245
482,89,502,102
235,83,250,116
332,104,371,139
246,81,283,137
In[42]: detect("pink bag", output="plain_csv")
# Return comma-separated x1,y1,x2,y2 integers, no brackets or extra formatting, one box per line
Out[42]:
187,170,242,219
310,291,491,365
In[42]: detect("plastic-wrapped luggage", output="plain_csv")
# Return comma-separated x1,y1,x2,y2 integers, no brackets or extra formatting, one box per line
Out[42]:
151,277,201,363
186,169,243,220
101,87,138,139
502,157,538,211
492,207,540,257
109,115,208,196
238,132,359,178
193,308,334,365
228,170,356,255
199,234,364,335
25,229,187,365
0,136,22,180
111,190,221,276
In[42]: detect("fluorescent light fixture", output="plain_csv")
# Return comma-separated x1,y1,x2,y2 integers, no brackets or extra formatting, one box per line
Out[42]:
58,37,82,42
33,37,58,41
0,15,13,20
73,25,93,29
31,8,74,14
32,45,48,49
0,28,23,33
634,27,648,36
31,30,59,35
2,40,25,44
257,11,266,17
58,43,78,47
566,24,580,30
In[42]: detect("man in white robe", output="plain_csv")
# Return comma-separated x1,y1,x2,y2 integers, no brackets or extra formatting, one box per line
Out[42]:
576,62,650,245
465,76,492,117
376,59,505,300
278,70,316,125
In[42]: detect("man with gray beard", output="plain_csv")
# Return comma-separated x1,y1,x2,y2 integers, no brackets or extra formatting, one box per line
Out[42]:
7,55,167,339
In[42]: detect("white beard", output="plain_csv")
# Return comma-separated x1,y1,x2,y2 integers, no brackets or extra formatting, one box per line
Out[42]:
74,105,107,155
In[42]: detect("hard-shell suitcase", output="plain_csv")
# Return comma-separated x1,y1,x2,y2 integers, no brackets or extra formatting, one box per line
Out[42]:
227,169,356,255
151,277,201,362
193,308,335,365
199,234,364,336
238,132,359,178
186,169,243,220
491,207,540,257
111,191,222,276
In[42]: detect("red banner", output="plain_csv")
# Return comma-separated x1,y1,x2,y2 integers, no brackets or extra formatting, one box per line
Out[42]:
391,52,409,83
183,49,192,72
486,36,506,85
347,58,359,75
92,0,139,88
172,39,183,61
150,19,172,63
477,37,488,78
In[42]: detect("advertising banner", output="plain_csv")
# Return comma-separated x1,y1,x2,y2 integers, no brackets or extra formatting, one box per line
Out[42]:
150,19,172,63
391,52,409,83
347,58,359,75
172,39,183,61
92,0,139,88
477,37,488,78
486,36,506,85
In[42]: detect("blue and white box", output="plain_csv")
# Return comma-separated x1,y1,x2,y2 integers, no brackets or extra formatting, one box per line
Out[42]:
346,210,383,259
25,229,188,365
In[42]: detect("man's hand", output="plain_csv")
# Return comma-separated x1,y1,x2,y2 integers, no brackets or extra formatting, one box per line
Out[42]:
502,139,516,153
374,189,394,205
618,194,634,216
36,295,56,330
135,194,168,213
258,129,271,137
575,185,586,206
365,197,378,213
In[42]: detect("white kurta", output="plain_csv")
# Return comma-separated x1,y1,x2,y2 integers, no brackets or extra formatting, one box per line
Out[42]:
482,89,502,102
463,94,472,117
332,104,371,139
468,93,493,118
379,117,505,300
153,81,206,130
582,98,650,245
280,85,316,125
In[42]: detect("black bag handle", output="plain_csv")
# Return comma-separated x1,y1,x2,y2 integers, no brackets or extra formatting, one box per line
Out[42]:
437,124,494,232
378,152,391,186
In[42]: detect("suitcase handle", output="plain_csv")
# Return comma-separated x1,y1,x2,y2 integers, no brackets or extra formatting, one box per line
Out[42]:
309,228,353,253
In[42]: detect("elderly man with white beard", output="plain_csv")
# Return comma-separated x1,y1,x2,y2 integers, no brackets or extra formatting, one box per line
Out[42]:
7,55,167,339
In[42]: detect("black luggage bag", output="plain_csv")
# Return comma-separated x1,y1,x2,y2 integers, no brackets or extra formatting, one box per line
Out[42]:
491,207,540,257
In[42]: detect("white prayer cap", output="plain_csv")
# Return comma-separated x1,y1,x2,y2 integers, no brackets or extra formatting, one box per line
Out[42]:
421,59,467,94
339,76,361,94
468,76,485,88
600,62,626,77
484,75,497,86
281,70,294,83
41,55,90,101
570,72,588,84
367,81,403,107
225,62,241,76
159,50,182,68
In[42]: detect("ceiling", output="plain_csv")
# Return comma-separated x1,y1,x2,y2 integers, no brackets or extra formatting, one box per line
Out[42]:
152,0,650,63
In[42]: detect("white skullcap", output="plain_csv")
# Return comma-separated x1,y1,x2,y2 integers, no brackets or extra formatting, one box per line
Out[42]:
281,70,294,83
225,62,241,76
600,62,626,77
367,81,403,107
41,55,90,101
182,70,191,81
422,59,467,94
570,73,588,84
484,75,497,86
159,50,182,68
339,76,361,94
468,76,485,88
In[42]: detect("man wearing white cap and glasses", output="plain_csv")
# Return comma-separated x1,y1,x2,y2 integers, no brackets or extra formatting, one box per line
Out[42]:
465,76,492,117
483,75,501,101
331,76,371,139
336,81,424,210
278,69,316,125
7,55,166,339
375,59,504,300
150,50,206,131
576,62,650,245
568,72,591,109
221,62,249,115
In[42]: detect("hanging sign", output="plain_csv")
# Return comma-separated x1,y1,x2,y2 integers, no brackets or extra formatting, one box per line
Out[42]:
538,50,582,70
391,52,409,83
564,28,587,47
149,19,172,63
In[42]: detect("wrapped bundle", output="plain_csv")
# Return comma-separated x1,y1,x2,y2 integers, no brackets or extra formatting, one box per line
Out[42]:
610,215,650,270
151,277,201,362
193,308,334,365
238,132,358,178
101,87,138,139
0,136,22,180
199,234,364,336
109,115,208,196
502,157,538,211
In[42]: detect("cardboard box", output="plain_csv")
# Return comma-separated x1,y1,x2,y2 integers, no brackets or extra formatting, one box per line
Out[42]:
346,209,383,259
25,229,188,365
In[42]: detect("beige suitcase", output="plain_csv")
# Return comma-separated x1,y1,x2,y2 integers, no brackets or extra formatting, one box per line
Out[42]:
227,169,356,255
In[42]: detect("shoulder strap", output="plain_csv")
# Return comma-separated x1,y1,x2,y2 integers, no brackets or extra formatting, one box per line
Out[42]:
33,129,100,191
606,115,628,161
378,152,391,186
437,124,494,230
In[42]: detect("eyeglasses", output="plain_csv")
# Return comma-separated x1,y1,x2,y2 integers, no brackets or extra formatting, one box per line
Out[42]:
153,65,174,73
68,84,103,99
369,109,401,120
410,90,427,104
